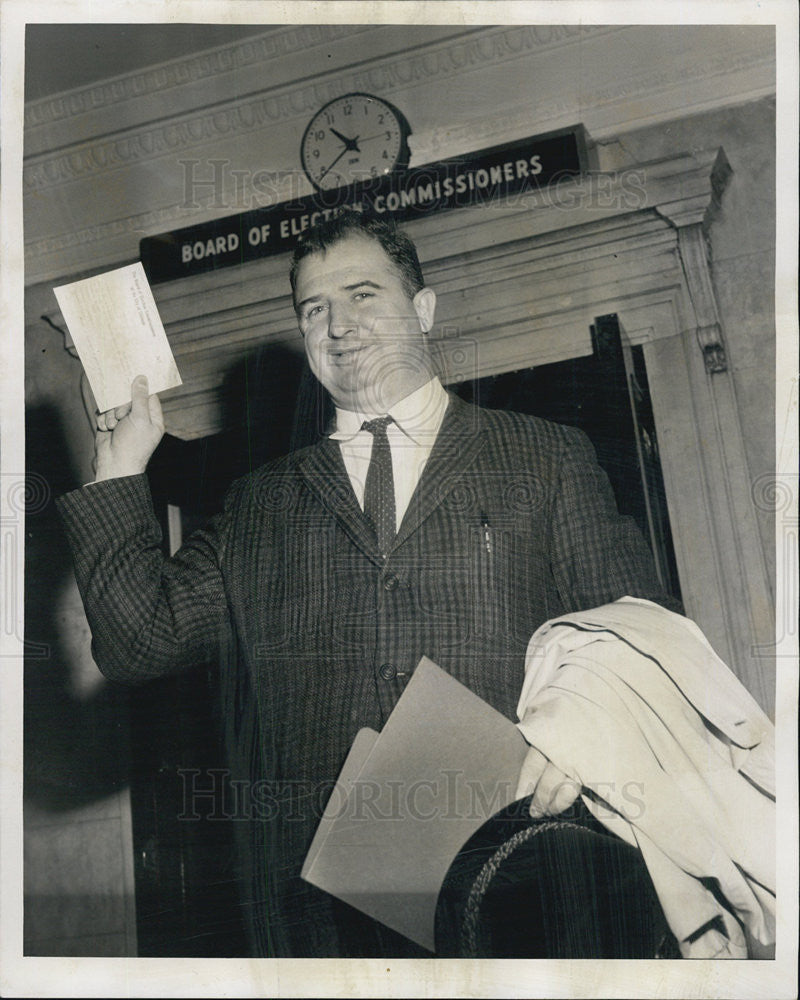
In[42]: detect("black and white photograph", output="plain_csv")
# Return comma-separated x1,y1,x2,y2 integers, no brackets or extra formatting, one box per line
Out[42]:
1,2,797,997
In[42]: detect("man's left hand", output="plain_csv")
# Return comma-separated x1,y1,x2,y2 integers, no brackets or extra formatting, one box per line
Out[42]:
515,745,581,818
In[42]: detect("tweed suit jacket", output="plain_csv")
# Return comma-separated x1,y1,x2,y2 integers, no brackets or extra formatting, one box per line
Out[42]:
57,394,676,957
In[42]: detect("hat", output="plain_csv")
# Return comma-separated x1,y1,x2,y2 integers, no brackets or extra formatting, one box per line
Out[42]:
435,797,679,958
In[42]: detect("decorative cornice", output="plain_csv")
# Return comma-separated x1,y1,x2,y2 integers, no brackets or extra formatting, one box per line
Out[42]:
585,45,773,109
24,91,325,191
23,24,610,192
24,203,190,260
23,26,773,200
654,149,733,231
345,23,606,94
412,40,773,165
24,25,361,130
26,23,608,132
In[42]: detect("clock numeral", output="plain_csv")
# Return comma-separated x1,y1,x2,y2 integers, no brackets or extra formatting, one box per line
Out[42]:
343,103,352,116
377,114,385,124
324,112,334,125
314,130,325,141
386,131,392,140
312,149,320,158
382,150,389,159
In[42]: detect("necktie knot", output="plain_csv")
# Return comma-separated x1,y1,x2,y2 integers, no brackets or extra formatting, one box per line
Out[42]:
361,415,394,436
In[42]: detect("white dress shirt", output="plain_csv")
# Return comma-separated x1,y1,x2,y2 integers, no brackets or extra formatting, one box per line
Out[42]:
330,377,450,532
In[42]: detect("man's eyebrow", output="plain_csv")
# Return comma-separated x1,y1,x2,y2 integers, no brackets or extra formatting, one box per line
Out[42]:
343,280,383,291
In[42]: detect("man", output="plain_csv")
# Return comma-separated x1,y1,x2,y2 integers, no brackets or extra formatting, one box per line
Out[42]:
57,211,676,957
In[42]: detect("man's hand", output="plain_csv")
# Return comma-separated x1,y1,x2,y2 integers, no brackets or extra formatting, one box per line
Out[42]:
94,375,165,482
515,745,580,818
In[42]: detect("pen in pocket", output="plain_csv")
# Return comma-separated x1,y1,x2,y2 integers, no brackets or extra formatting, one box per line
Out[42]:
480,512,492,555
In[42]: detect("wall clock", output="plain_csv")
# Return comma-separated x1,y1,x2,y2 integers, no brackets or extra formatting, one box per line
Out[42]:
301,93,411,191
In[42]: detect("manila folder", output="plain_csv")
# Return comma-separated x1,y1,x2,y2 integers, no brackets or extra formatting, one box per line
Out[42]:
301,657,530,952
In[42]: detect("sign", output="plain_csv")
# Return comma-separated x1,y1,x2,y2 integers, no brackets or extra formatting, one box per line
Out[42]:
140,126,589,285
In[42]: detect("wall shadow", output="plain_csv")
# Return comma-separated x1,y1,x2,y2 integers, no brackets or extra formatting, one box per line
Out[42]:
148,343,329,516
25,341,329,954
24,403,131,814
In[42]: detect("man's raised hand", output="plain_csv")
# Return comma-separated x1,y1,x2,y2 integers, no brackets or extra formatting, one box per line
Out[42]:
94,375,165,482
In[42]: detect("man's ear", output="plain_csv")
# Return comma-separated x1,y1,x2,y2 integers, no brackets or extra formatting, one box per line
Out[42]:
413,287,437,333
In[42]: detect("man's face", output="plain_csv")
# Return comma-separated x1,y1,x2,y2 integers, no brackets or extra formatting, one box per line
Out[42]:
294,234,436,413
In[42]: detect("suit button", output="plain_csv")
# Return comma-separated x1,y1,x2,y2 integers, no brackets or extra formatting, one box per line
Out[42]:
383,575,399,591
378,662,396,680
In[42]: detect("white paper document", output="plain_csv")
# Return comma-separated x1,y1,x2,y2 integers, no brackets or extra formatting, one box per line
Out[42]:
54,262,181,412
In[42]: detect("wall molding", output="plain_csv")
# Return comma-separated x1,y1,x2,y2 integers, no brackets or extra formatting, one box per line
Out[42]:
23,26,775,287
24,24,604,188
25,24,603,136
655,149,733,373
25,26,359,130
24,24,773,192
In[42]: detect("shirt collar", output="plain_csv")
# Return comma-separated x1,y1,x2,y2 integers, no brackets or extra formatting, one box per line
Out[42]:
330,378,449,444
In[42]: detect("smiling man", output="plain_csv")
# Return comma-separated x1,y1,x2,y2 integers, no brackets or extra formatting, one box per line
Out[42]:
57,210,676,957
293,217,437,415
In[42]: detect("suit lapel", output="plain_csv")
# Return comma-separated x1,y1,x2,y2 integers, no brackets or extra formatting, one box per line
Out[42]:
298,395,487,559
298,435,383,563
393,394,487,549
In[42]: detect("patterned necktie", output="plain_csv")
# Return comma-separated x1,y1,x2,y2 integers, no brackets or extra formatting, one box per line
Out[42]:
361,416,396,557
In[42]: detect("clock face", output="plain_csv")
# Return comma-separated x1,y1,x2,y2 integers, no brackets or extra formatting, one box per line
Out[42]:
301,93,409,191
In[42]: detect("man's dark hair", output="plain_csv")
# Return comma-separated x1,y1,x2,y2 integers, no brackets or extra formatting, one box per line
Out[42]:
289,210,425,310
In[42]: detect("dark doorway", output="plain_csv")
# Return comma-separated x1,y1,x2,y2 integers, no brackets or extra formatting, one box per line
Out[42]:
451,314,681,602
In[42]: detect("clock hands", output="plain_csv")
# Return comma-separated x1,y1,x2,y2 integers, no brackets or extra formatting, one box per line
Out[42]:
314,115,400,186
355,131,395,144
319,126,371,183
329,126,361,153
317,146,351,184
